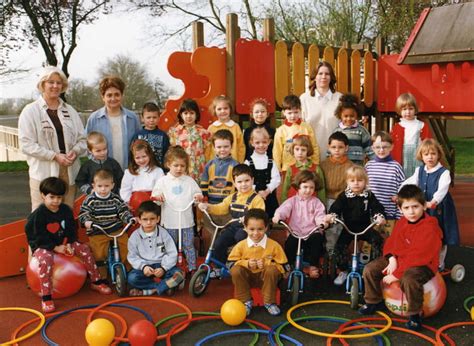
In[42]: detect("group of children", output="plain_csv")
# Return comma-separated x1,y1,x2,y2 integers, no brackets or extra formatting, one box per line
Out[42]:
25,91,459,327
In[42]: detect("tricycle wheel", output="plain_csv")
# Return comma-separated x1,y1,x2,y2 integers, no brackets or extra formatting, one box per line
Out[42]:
189,268,209,297
114,266,127,297
450,264,465,283
350,277,359,310
290,275,301,306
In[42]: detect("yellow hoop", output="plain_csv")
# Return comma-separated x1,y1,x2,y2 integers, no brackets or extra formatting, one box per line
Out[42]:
0,307,45,345
286,299,392,339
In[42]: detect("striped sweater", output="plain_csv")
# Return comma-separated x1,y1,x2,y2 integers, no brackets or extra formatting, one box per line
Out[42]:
332,123,373,164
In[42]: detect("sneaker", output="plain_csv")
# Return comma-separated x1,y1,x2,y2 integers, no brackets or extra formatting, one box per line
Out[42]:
264,303,281,316
244,300,253,316
209,268,221,279
334,271,348,285
406,314,422,331
91,283,113,295
41,300,56,313
166,287,176,296
358,301,386,315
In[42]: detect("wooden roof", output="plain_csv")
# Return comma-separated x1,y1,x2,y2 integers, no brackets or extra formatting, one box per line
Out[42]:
398,2,474,65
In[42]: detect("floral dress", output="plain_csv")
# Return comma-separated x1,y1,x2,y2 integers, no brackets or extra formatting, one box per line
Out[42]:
169,124,211,181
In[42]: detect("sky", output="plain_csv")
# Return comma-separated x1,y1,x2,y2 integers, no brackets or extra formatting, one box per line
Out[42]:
0,9,190,99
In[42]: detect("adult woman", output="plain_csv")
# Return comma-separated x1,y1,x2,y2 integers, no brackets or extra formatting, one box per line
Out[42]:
300,61,342,161
86,76,140,170
19,66,86,210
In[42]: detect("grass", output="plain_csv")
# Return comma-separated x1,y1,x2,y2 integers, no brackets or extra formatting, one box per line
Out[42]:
0,161,28,172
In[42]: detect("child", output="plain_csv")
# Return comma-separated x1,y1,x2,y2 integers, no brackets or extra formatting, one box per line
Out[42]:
152,146,204,272
365,131,405,235
199,164,265,278
207,95,245,162
25,177,112,312
200,129,239,205
320,132,354,256
331,94,373,165
168,99,212,181
228,209,289,316
76,131,123,195
273,170,326,279
326,166,386,285
79,169,135,277
402,138,459,271
127,201,185,296
281,134,326,203
359,185,442,331
243,98,276,160
390,93,432,177
132,102,170,167
273,94,319,172
120,140,164,214
244,127,280,218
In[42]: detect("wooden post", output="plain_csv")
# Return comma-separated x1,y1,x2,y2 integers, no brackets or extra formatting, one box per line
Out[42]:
192,21,204,50
374,36,384,132
263,18,275,43
226,13,239,115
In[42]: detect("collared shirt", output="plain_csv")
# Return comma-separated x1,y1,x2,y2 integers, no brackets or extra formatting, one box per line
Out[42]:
316,89,333,102
211,119,236,127
247,234,268,249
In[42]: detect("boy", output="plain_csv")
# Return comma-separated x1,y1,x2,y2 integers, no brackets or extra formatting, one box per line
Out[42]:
359,185,442,331
132,102,170,167
365,131,405,236
200,129,239,205
273,94,320,172
79,169,135,277
127,201,185,296
199,164,265,277
320,132,353,255
25,177,111,312
75,131,123,195
228,209,289,316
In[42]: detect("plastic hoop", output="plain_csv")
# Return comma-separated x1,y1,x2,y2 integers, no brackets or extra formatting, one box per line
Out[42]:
85,297,192,342
269,316,387,346
0,307,45,345
435,321,474,345
286,299,392,339
196,329,302,346
463,296,474,314
164,315,271,346
154,311,261,346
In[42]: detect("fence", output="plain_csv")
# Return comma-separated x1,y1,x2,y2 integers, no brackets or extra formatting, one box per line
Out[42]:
0,126,25,162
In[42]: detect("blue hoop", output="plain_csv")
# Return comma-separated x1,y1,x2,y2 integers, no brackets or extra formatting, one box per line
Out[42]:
195,329,302,346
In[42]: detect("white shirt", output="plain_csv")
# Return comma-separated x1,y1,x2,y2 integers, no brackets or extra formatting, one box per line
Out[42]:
402,163,450,204
120,166,165,203
399,118,424,145
247,234,268,249
245,152,281,192
151,174,202,229
211,119,236,127
108,115,124,168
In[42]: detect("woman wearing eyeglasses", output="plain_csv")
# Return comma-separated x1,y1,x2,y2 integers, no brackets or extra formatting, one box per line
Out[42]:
19,66,87,210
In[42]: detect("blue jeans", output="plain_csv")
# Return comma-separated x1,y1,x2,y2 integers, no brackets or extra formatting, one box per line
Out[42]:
127,264,184,295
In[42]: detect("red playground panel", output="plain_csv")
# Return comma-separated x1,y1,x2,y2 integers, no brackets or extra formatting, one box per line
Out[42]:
235,39,275,114
378,54,474,113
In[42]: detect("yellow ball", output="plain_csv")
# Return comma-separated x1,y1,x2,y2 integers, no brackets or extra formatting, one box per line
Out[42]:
220,299,247,326
471,306,474,321
85,318,115,346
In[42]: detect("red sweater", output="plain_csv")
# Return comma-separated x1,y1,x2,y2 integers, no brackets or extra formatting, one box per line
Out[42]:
390,121,432,165
383,214,442,279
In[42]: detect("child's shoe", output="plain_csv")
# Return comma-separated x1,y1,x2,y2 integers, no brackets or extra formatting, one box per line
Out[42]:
358,301,386,315
244,300,253,316
334,271,348,285
264,303,281,316
166,287,176,296
406,314,422,331
209,268,221,279
41,300,56,313
91,283,113,295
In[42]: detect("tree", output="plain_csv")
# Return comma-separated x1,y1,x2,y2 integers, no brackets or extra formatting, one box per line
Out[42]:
66,79,101,112
1,0,108,78
97,54,173,110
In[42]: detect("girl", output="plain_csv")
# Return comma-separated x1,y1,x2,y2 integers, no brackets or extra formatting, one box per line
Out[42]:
208,95,246,162
273,170,326,279
332,94,373,165
152,146,203,272
281,135,326,204
390,93,432,177
326,166,386,285
243,98,276,160
120,140,164,213
244,127,280,218
402,138,459,271
168,99,212,181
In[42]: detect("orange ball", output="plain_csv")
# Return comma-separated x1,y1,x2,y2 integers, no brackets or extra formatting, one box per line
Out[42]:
128,319,157,346
383,272,446,317
220,299,247,326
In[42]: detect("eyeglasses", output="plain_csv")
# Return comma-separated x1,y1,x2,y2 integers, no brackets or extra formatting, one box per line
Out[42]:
373,145,391,151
